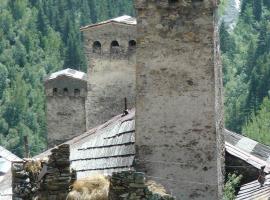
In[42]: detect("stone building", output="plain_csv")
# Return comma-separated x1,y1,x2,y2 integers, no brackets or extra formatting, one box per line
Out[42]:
80,15,137,129
45,68,87,147
135,0,224,199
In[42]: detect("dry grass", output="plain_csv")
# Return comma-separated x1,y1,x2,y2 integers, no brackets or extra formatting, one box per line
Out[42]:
146,180,168,196
66,174,109,200
25,160,42,174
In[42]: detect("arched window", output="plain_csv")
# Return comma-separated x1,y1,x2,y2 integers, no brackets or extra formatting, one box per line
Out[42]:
74,89,80,96
168,0,179,4
63,88,68,95
111,40,120,54
128,40,136,51
53,88,58,95
93,41,101,53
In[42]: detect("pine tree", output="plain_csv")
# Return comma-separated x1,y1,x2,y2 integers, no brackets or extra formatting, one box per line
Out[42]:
253,0,262,21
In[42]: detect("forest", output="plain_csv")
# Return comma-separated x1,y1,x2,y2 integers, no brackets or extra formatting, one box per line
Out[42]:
220,0,270,145
0,0,269,157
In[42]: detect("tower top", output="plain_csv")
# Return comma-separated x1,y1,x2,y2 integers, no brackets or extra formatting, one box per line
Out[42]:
80,15,136,31
45,68,87,82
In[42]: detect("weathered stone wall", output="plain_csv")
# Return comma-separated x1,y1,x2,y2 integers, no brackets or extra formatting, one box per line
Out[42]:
135,0,224,199
82,23,137,129
45,77,87,148
109,171,175,200
12,144,72,200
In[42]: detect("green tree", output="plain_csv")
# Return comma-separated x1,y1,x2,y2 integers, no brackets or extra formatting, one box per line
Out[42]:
223,174,242,200
243,97,270,145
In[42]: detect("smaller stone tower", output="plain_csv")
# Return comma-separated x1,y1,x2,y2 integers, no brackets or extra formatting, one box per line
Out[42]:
81,15,137,129
45,68,87,147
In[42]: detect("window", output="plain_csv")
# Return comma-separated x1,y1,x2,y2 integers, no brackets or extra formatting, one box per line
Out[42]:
63,88,68,95
74,89,80,96
129,40,136,49
168,0,179,4
93,41,101,53
111,40,120,54
53,88,57,95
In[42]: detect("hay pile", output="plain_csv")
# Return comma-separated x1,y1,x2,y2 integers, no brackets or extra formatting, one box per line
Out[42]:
66,174,109,200
146,180,169,197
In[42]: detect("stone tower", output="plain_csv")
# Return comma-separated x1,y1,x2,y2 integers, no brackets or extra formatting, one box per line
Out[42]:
80,15,137,129
45,68,87,147
135,0,224,199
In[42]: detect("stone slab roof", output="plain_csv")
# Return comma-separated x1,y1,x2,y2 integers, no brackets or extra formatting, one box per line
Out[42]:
0,146,22,199
236,174,270,200
225,129,270,173
35,109,135,179
35,111,270,179
0,146,21,162
80,15,136,31
44,68,87,82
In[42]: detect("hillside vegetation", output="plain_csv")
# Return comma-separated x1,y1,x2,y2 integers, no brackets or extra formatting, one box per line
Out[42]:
0,0,134,156
221,0,270,144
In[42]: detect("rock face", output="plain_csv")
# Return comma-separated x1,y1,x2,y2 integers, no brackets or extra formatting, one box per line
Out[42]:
81,17,137,129
135,0,224,199
45,69,87,148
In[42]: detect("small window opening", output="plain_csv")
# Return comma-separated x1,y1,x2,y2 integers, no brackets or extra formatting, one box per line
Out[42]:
53,88,57,95
169,0,179,4
93,41,101,54
111,40,120,54
63,88,68,95
192,0,204,2
129,40,136,49
74,89,80,96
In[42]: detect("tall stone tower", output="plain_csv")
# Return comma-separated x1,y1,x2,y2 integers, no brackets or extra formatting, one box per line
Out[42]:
80,16,137,129
135,1,224,199
45,68,87,147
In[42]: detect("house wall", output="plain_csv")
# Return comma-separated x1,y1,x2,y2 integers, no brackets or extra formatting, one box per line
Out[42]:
45,78,87,148
135,0,224,199
12,144,73,200
82,23,137,129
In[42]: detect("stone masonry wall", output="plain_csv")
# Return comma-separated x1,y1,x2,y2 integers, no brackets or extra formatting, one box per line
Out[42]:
12,144,72,200
45,77,87,148
109,171,175,200
82,23,137,129
135,0,224,199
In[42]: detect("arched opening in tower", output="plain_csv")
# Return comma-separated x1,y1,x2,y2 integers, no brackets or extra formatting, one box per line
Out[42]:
93,41,101,54
128,40,136,52
111,40,120,54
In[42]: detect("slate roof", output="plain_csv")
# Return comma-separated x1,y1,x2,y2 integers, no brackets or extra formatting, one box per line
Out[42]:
0,146,21,162
0,146,22,200
35,110,270,181
225,129,270,173
35,109,135,179
44,68,87,82
80,15,136,31
236,174,270,200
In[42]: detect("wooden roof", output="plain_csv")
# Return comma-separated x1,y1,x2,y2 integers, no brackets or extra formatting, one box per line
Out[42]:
236,175,270,200
35,111,270,180
225,129,270,173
